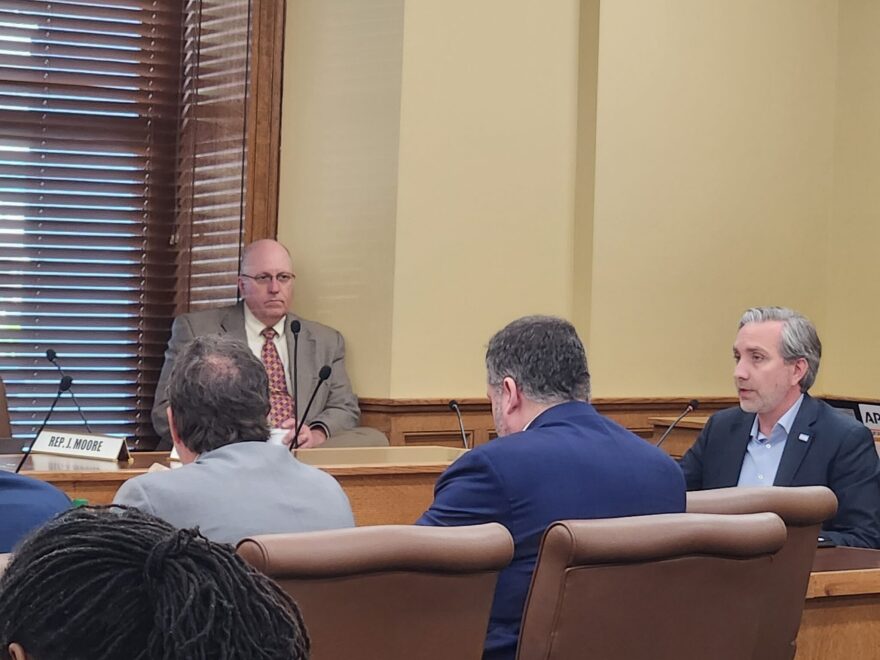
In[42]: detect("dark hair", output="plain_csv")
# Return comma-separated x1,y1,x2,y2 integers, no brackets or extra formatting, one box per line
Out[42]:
167,334,271,453
486,315,590,402
0,506,310,660
738,306,822,392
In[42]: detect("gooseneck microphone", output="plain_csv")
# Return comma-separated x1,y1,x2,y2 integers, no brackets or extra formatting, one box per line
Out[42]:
290,319,301,427
16,375,73,473
448,400,469,449
655,399,700,450
46,349,92,433
291,365,332,449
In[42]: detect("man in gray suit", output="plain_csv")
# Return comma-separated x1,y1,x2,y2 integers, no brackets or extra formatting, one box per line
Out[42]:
152,238,385,449
116,335,355,545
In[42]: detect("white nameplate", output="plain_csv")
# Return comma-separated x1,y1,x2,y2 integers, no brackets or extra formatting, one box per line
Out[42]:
858,404,880,431
169,445,180,461
31,430,130,462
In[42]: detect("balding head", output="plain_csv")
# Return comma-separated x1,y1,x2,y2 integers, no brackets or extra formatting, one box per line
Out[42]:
238,240,295,326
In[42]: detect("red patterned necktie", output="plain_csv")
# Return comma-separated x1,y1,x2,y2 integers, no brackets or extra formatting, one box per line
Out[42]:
260,327,295,427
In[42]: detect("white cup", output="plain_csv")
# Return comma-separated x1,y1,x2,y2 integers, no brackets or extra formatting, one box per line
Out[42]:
268,428,290,446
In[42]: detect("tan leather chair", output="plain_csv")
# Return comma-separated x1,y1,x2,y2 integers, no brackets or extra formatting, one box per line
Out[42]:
0,376,11,439
516,512,787,660
237,523,514,660
687,486,838,660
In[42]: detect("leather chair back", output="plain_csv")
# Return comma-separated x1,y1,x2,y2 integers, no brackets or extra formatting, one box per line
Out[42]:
687,486,837,660
237,523,514,660
517,512,787,660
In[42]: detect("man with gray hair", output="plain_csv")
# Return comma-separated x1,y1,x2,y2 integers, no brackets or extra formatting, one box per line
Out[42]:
680,306,880,548
417,316,686,660
114,335,354,544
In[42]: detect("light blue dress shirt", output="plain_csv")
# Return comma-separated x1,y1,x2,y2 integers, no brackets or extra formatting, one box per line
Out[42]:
737,395,804,487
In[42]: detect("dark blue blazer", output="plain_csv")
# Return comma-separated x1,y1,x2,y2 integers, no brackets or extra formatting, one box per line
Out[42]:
679,395,880,548
417,401,686,660
0,471,70,552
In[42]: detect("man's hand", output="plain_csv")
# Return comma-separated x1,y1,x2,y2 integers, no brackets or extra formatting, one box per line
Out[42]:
295,424,327,449
278,417,327,449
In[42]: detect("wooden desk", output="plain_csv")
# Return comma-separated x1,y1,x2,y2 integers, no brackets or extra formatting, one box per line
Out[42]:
648,415,708,457
798,547,880,659
1,446,466,527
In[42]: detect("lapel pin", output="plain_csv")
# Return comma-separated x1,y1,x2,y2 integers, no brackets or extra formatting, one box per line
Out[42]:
798,433,810,442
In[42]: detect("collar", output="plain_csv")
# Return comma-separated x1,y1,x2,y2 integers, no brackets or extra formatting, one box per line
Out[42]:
522,400,582,431
244,304,287,338
749,393,804,439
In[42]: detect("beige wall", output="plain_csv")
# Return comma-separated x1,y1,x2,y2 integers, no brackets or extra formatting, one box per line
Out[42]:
278,0,404,397
588,0,837,396
390,0,580,397
278,0,879,401
823,0,880,397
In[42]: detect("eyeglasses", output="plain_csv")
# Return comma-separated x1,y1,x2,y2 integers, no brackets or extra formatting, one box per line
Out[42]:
240,272,295,286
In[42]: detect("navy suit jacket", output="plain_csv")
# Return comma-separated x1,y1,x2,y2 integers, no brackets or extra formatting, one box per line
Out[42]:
417,401,686,660
0,471,70,552
679,395,880,548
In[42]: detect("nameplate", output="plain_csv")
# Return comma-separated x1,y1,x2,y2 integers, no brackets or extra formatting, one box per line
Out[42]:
858,404,880,431
31,430,130,462
169,446,180,462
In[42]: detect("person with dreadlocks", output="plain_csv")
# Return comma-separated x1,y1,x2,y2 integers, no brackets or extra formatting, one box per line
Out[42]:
0,505,310,660
113,334,354,544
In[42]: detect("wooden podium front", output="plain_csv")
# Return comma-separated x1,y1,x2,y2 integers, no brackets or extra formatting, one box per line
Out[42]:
2,446,466,526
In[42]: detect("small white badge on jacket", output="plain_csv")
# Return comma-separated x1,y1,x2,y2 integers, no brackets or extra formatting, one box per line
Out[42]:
798,433,810,442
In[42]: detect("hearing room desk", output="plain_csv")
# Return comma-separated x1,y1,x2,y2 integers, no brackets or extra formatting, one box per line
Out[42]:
0,446,466,527
797,546,880,660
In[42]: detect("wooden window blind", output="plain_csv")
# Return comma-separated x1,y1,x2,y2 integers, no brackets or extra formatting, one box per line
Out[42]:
0,0,285,447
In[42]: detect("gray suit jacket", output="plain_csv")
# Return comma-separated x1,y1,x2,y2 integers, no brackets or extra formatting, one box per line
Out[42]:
113,442,355,545
152,303,361,448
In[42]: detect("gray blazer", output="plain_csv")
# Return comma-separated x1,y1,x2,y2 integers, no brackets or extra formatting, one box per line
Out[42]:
151,303,361,448
113,442,355,545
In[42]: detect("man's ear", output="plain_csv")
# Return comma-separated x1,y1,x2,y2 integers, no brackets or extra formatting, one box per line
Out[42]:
8,642,28,660
791,357,809,388
501,376,521,415
166,407,183,449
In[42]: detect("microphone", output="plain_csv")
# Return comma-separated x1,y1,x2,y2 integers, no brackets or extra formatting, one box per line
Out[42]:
655,399,700,450
448,400,469,449
45,349,93,433
16,375,72,473
290,319,301,429
291,365,332,449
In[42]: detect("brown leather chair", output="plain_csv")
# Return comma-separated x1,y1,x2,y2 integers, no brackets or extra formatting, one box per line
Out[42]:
687,486,838,660
0,375,11,439
237,523,514,660
516,512,787,660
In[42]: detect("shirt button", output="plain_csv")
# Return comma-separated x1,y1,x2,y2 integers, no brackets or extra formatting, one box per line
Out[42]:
757,474,764,480
765,444,772,449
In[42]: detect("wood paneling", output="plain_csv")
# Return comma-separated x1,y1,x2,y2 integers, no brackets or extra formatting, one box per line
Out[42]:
360,397,737,447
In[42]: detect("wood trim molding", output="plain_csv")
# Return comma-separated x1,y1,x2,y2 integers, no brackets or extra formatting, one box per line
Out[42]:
359,396,739,447
245,0,285,242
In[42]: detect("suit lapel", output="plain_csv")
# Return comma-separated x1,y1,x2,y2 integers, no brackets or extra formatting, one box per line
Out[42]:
286,314,316,419
717,412,753,487
219,303,246,337
773,395,817,486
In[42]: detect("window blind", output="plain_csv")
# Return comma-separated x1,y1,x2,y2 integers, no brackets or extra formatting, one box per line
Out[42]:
0,0,282,447
175,0,250,313
0,0,181,443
